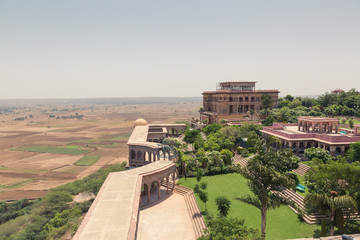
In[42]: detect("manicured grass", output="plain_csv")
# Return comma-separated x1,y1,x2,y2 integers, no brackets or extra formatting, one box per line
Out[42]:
302,161,314,167
12,145,89,155
74,156,100,166
178,173,319,240
295,173,309,197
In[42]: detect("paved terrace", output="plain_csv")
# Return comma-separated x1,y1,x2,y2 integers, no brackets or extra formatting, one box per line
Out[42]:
73,161,174,240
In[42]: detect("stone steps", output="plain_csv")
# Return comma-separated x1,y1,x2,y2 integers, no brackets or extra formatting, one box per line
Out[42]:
161,181,206,238
232,154,248,168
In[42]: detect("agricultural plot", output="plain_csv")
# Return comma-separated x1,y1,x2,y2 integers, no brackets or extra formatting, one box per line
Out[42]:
0,101,201,201
74,156,100,166
11,145,90,155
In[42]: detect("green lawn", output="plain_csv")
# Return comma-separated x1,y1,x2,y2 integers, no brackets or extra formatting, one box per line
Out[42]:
74,156,100,166
12,145,90,155
294,173,309,197
178,173,319,240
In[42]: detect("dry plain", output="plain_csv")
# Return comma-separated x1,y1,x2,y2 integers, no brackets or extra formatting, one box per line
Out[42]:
0,100,201,201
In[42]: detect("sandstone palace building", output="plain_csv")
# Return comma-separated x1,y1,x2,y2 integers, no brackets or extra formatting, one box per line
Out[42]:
200,81,279,123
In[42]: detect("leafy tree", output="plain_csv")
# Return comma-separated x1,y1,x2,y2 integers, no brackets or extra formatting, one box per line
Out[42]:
193,135,205,149
305,160,358,236
347,142,360,161
261,95,273,109
205,151,223,167
216,196,231,217
249,108,255,120
238,123,263,137
176,150,188,178
262,115,275,126
318,92,339,108
163,137,186,149
284,94,294,102
184,130,200,144
202,123,222,135
219,125,242,143
198,217,260,240
273,148,300,174
288,99,302,109
220,149,233,165
302,97,317,108
260,108,271,118
304,147,333,163
200,182,207,191
348,119,354,129
199,191,209,211
277,107,290,122
196,168,204,182
237,137,298,238
204,132,235,151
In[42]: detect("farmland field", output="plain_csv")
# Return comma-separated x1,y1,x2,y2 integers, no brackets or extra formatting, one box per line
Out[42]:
0,98,201,201
74,156,100,166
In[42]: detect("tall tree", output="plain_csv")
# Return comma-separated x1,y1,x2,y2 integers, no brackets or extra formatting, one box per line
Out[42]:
305,160,358,236
216,196,231,217
347,142,360,162
237,137,298,239
261,95,273,109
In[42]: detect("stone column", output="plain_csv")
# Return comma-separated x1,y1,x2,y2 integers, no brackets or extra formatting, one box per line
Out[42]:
166,177,169,194
172,172,175,191
296,142,300,154
341,146,346,155
147,184,151,203
158,182,161,199
330,145,336,154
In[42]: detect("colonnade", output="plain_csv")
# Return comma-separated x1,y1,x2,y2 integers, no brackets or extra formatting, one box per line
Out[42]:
263,134,349,155
141,165,177,204
298,119,339,133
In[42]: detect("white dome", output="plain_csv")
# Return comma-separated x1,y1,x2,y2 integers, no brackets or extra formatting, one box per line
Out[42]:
134,118,148,126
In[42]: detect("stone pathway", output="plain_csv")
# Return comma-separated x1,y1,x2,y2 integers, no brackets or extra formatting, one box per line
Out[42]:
137,193,196,240
162,181,206,239
293,162,312,176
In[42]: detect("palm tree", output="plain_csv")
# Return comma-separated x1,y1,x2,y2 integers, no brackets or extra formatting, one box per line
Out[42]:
305,191,357,236
238,137,298,239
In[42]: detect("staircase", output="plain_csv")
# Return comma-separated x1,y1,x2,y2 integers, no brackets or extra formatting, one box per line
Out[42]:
277,188,322,224
161,181,206,238
293,162,312,176
232,154,248,168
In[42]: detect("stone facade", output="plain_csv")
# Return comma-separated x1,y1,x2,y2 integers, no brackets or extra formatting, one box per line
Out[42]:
127,119,186,167
200,81,279,123
261,119,360,156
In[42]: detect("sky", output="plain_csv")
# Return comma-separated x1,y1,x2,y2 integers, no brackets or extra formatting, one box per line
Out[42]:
1,0,359,99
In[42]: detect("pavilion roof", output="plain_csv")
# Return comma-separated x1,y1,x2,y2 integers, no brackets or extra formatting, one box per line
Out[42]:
298,116,339,122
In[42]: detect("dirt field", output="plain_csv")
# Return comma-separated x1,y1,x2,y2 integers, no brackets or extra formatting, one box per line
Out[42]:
0,100,201,201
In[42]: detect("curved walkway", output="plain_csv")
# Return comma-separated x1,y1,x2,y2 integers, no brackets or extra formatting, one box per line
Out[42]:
73,161,175,240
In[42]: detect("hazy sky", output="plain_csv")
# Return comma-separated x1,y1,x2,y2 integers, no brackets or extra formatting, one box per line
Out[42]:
1,1,359,99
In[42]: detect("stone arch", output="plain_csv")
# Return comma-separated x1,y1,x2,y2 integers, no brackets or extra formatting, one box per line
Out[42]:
335,147,341,155
130,150,136,160
137,150,143,160
345,147,350,154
